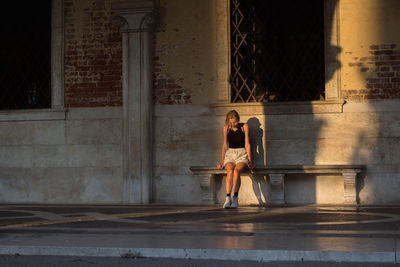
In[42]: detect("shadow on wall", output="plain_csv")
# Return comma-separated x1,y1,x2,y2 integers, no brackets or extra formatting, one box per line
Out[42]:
325,0,342,83
345,37,400,203
343,1,400,202
247,117,268,205
246,0,346,205
152,0,220,203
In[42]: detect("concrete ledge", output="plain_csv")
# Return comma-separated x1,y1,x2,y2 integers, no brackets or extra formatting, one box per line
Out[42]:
212,101,345,116
0,246,395,263
66,107,122,120
0,109,66,122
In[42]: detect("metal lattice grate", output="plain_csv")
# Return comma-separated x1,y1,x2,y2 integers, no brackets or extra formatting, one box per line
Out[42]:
230,0,325,102
0,1,52,110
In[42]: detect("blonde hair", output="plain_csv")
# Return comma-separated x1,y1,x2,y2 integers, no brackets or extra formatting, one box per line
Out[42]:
225,110,240,126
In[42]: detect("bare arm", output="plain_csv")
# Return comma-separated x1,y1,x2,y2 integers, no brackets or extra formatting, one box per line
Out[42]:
243,123,254,169
217,125,229,169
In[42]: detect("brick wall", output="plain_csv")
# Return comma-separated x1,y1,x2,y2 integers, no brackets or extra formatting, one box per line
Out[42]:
153,55,192,105
344,44,400,100
64,0,122,107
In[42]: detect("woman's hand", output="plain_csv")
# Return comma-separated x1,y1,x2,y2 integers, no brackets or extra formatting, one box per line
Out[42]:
248,161,255,171
217,162,224,169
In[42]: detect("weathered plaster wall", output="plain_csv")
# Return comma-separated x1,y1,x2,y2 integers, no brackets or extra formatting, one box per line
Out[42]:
153,105,218,204
153,0,216,105
154,99,400,205
341,0,400,100
0,108,123,203
153,0,400,205
0,0,124,204
2,0,400,205
336,0,400,204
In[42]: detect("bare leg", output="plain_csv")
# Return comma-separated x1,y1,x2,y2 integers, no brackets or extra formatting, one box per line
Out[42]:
225,162,235,194
233,162,246,193
230,162,246,209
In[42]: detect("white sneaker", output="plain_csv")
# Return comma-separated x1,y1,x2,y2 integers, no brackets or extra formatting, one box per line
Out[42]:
223,196,231,209
231,196,238,208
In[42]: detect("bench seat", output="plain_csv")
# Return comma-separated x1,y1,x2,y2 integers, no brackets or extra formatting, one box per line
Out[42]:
190,165,365,205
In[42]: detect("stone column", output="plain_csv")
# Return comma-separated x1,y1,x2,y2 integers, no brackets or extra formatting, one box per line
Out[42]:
112,1,156,204
51,0,64,109
215,0,230,102
343,171,357,204
269,174,285,205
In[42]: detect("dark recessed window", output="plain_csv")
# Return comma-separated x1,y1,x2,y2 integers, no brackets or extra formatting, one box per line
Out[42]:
0,1,52,110
230,0,325,102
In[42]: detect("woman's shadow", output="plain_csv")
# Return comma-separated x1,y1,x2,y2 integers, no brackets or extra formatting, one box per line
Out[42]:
247,117,269,205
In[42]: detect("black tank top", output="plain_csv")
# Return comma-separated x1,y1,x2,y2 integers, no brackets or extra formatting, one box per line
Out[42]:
227,124,245,148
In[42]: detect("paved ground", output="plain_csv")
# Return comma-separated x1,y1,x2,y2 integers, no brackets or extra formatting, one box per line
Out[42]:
0,204,399,265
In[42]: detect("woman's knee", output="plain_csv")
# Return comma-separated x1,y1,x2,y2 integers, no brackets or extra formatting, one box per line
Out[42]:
234,166,245,175
227,169,234,175
233,168,241,176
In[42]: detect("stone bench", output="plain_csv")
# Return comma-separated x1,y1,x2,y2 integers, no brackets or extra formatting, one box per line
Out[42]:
190,165,365,205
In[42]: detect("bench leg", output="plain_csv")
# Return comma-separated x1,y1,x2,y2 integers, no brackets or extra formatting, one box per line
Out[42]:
343,172,357,204
199,174,216,204
269,174,285,205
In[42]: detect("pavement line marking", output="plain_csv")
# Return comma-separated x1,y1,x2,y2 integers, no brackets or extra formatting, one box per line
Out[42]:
0,207,219,229
198,210,400,225
6,226,400,237
4,210,65,221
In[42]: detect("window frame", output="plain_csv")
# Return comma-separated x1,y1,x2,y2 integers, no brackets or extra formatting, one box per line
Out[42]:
0,0,65,121
213,0,343,115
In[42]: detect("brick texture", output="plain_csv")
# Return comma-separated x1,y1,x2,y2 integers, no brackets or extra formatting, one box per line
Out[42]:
64,0,122,107
344,44,400,100
153,44,192,105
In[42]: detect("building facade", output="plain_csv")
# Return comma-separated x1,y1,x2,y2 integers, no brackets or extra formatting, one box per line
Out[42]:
1,0,400,205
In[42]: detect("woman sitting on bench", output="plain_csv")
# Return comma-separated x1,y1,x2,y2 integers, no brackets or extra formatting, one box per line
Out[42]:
217,110,254,209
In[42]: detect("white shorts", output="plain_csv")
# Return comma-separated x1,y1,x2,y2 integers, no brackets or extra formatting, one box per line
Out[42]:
223,148,249,166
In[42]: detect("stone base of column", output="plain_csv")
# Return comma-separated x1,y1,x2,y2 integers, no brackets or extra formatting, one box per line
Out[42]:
200,174,216,204
343,172,357,204
269,174,285,205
